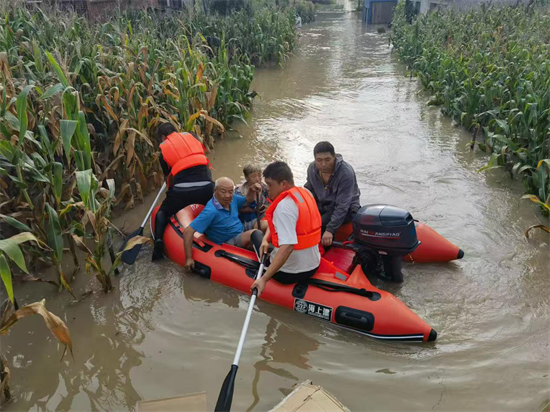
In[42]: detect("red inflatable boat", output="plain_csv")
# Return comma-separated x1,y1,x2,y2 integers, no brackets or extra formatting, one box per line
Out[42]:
334,222,463,263
152,205,439,342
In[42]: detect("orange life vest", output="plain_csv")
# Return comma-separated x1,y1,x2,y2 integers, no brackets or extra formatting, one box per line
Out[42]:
159,132,209,183
265,187,322,250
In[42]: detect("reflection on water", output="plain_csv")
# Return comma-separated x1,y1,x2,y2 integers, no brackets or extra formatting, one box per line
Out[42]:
3,7,549,412
2,285,146,411
181,270,240,309
247,318,320,411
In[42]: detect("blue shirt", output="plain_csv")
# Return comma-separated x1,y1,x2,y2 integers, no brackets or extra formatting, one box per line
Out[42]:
235,182,269,223
190,194,247,244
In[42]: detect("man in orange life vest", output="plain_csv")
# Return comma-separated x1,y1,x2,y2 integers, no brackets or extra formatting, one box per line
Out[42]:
152,123,214,261
251,161,322,296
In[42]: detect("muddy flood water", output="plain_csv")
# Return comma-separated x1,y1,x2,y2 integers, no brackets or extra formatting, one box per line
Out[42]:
3,8,550,412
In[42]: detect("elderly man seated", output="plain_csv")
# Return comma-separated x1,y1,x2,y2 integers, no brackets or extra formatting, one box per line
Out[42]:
183,177,267,270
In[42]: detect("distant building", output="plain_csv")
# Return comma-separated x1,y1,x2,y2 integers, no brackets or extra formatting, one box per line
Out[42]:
362,0,397,24
362,0,525,25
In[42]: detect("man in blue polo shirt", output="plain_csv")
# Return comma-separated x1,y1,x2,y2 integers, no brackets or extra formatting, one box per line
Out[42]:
183,177,267,271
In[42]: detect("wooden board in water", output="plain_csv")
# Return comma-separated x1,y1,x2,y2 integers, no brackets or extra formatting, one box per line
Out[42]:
270,380,350,412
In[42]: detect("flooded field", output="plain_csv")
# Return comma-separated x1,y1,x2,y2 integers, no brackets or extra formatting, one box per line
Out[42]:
3,8,549,412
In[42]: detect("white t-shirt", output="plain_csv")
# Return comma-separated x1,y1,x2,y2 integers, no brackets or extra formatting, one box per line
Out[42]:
270,196,321,274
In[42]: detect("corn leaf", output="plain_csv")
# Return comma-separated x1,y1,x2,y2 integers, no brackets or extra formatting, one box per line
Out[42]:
75,169,92,210
60,120,78,165
38,125,53,159
45,204,63,262
525,224,550,238
77,111,92,170
106,178,115,200
0,141,14,162
0,237,27,274
0,72,7,117
39,83,64,101
62,88,79,120
71,234,92,255
16,85,34,149
59,269,76,299
5,111,20,131
9,233,41,247
522,195,550,212
0,299,73,359
0,254,14,304
45,51,69,88
53,162,63,203
0,214,32,232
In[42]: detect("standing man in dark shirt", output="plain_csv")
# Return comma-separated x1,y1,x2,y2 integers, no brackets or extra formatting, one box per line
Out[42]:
152,123,214,261
304,141,361,247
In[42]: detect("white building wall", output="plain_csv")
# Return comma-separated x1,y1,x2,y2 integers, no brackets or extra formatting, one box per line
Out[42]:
417,0,526,14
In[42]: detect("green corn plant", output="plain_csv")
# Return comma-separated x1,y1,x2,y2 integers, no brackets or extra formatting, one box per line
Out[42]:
0,232,43,304
0,4,298,299
71,176,150,293
392,1,550,234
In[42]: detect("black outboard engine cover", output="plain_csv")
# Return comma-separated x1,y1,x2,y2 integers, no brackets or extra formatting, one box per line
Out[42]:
352,205,419,253
352,205,420,282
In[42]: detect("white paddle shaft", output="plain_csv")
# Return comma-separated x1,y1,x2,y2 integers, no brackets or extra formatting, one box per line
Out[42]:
232,261,265,366
141,182,167,228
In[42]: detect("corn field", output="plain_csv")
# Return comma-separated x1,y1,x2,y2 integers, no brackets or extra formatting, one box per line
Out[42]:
391,2,550,235
0,5,299,305
190,8,298,66
295,0,316,23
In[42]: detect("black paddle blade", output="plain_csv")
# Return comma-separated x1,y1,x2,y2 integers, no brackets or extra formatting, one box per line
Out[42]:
120,227,145,265
215,364,238,412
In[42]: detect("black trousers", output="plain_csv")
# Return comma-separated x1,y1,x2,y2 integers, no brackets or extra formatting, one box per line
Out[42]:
249,230,318,285
273,267,318,284
154,183,214,241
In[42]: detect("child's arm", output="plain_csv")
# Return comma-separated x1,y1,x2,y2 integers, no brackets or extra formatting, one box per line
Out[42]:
239,205,256,214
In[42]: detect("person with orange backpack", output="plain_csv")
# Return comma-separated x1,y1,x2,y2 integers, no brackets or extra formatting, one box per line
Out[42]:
250,161,322,296
152,123,214,261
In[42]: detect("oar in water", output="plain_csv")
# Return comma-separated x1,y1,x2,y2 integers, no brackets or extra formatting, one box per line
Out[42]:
215,252,267,412
120,182,167,265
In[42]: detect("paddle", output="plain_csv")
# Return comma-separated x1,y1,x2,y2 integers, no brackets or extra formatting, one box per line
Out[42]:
255,191,267,221
215,252,267,412
255,192,261,218
120,182,167,265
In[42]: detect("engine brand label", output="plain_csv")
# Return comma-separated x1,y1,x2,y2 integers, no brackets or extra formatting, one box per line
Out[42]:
294,299,333,321
360,229,401,238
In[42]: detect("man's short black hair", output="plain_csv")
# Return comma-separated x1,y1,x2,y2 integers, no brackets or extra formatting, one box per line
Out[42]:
313,141,335,157
157,122,177,140
263,161,294,185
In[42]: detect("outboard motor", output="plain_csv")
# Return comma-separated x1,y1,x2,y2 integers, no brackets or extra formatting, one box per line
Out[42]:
352,204,420,282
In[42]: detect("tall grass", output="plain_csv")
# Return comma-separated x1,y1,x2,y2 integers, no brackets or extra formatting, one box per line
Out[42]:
392,2,550,234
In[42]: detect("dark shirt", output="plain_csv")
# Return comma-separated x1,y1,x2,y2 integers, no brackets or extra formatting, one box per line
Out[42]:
304,154,361,234
159,156,212,185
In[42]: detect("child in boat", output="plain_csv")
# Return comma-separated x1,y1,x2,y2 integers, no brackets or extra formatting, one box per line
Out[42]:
235,163,269,223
